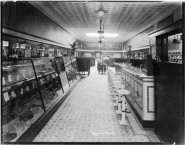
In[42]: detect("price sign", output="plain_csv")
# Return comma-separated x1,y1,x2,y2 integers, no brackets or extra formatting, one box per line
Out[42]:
17,75,20,81
29,71,32,77
22,71,26,78
8,74,12,82
21,88,24,94
40,79,43,84
2,77,5,85
52,74,55,78
4,92,9,101
11,91,16,98
26,86,29,91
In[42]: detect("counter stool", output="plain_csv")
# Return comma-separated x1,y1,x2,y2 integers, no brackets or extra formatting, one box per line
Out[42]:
111,88,119,101
113,84,125,108
114,84,126,114
117,89,130,125
109,80,121,91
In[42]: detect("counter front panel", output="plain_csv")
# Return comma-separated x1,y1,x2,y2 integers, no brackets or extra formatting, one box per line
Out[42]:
116,63,155,127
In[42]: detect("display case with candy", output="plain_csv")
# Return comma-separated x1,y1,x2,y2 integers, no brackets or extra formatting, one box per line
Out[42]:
32,57,64,110
2,59,45,142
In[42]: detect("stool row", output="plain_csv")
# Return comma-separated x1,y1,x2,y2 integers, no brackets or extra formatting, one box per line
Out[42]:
107,69,130,125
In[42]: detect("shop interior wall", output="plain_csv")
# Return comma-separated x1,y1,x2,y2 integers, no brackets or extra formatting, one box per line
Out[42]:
122,6,182,59
81,42,123,51
2,1,77,47
79,51,123,58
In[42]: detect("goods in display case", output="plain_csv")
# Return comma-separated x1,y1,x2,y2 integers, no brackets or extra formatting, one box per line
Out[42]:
2,37,80,142
63,56,78,84
32,57,64,110
168,51,182,63
168,33,182,64
2,57,69,142
2,59,45,142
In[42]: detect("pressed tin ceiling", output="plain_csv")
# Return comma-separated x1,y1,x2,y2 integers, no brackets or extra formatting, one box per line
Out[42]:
29,1,181,43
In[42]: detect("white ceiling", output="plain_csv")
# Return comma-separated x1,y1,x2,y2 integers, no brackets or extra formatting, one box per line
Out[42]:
29,1,181,43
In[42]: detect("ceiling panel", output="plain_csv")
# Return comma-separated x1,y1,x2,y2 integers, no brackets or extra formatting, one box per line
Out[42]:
29,1,181,42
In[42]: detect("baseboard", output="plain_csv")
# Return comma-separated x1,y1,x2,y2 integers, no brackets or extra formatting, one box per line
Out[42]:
126,96,156,128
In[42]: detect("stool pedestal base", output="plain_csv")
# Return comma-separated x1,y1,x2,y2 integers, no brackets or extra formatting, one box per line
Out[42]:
119,120,127,125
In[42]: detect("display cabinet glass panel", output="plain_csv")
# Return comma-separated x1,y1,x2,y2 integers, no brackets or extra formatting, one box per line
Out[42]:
168,33,182,64
2,59,44,142
65,61,76,85
32,58,63,111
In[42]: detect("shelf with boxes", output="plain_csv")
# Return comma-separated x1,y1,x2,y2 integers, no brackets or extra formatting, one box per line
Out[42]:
168,51,182,64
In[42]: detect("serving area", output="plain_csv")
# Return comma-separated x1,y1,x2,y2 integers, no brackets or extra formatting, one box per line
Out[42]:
1,1,184,144
115,62,155,127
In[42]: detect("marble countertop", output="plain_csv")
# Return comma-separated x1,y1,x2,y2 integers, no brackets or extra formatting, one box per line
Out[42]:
115,63,154,80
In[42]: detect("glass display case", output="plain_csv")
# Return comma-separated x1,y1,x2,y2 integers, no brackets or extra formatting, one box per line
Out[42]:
2,41,80,142
32,57,64,110
2,59,45,142
2,36,81,142
168,33,182,64
65,57,78,85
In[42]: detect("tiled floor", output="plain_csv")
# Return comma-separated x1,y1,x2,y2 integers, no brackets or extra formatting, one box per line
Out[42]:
34,65,159,142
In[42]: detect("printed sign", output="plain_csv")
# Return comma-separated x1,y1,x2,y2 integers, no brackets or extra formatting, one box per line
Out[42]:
26,86,29,91
11,91,16,98
8,74,12,82
2,77,5,85
4,92,9,101
17,75,20,81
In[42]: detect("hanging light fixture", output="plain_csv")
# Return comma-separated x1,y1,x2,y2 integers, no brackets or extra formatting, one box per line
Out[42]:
97,18,104,34
98,18,104,45
98,40,103,45
95,3,107,46
87,3,118,40
95,3,107,18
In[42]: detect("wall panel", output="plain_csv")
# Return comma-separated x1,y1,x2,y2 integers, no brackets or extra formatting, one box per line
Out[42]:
2,2,76,47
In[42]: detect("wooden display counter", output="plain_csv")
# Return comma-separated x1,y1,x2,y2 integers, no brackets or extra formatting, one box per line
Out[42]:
115,63,155,128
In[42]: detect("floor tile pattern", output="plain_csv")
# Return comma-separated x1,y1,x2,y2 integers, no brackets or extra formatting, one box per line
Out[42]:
34,66,152,142
146,131,161,142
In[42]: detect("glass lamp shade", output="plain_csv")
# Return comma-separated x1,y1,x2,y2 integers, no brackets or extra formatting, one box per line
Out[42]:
96,8,107,17
98,10,105,17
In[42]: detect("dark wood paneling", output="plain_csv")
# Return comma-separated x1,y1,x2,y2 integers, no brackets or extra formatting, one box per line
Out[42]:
154,62,184,144
2,2,76,46
157,15,174,29
183,4,185,145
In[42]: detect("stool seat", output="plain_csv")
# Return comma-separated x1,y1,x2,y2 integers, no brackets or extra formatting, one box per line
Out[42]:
111,80,121,84
114,84,125,89
117,89,130,95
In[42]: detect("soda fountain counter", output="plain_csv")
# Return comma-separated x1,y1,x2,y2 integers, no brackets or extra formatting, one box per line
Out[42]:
115,58,155,128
